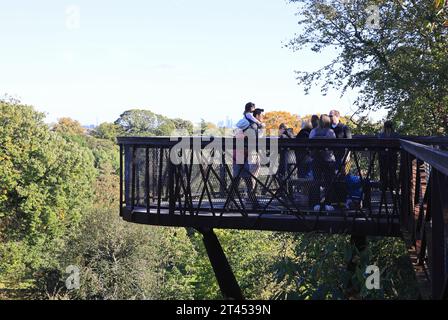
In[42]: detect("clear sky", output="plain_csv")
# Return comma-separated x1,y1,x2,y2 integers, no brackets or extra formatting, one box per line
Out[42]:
0,0,363,126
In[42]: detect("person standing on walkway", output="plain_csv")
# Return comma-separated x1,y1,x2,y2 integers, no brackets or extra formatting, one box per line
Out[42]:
378,121,399,192
329,109,352,205
309,115,336,208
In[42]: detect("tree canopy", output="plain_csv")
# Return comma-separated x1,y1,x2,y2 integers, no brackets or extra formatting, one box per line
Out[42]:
0,101,96,282
92,122,124,141
288,0,448,135
52,117,86,136
264,111,302,135
114,109,194,136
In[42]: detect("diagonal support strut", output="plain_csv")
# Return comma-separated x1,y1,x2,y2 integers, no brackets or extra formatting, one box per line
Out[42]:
196,227,244,300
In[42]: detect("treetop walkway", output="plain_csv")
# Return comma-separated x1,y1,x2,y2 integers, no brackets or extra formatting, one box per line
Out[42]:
117,135,448,299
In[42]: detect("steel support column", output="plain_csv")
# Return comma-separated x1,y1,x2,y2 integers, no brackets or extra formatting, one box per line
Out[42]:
430,170,447,299
196,227,244,300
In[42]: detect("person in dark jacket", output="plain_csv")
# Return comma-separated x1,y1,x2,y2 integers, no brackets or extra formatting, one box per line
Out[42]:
378,121,399,192
309,115,336,208
329,109,351,205
279,123,294,139
296,120,312,139
278,123,294,179
311,114,319,130
295,120,313,178
329,110,352,139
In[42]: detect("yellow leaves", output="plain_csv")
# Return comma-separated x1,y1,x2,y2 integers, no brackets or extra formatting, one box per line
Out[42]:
52,117,86,135
58,210,66,221
434,0,447,24
263,111,302,136
434,0,446,9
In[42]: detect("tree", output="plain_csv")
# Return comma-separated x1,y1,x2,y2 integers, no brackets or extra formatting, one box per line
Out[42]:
263,111,302,135
93,122,124,141
0,101,96,284
271,233,420,299
287,0,448,135
188,229,282,299
56,164,198,300
84,136,120,175
348,116,382,135
171,118,194,135
52,117,86,136
198,119,219,135
60,209,198,300
114,109,176,136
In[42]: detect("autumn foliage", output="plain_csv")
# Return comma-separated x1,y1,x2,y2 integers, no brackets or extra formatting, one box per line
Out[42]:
263,111,302,136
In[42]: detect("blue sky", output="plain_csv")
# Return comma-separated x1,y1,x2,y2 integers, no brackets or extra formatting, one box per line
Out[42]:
0,0,364,126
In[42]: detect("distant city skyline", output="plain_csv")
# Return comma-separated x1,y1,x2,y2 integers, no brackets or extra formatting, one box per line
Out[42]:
0,1,384,127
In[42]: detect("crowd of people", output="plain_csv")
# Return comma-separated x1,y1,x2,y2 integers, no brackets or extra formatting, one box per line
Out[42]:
233,102,397,211
235,102,352,140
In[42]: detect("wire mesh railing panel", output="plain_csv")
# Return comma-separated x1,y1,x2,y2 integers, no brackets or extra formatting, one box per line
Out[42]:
121,138,403,225
400,140,448,299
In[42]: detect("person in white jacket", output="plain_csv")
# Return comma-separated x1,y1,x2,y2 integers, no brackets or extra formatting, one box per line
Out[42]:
232,106,265,210
243,102,263,128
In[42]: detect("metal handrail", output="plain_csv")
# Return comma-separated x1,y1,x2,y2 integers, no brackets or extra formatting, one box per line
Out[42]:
400,140,448,176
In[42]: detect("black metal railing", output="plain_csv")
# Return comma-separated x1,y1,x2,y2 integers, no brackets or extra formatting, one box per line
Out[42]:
399,140,448,299
117,136,411,236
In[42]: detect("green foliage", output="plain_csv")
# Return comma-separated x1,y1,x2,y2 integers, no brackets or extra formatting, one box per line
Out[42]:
92,122,124,141
171,118,194,135
52,117,86,136
25,171,198,300
0,102,94,260
154,228,198,300
114,109,195,137
30,145,197,299
271,234,420,300
59,210,197,300
188,230,286,300
387,96,448,135
288,0,448,135
114,109,176,136
82,137,119,175
348,116,382,135
0,242,31,284
272,233,350,299
51,119,120,179
0,102,96,283
218,230,280,299
198,119,219,135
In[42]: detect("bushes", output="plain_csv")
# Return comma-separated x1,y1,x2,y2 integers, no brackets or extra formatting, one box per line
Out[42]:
0,242,30,284
62,208,161,299
0,101,96,284
270,233,420,300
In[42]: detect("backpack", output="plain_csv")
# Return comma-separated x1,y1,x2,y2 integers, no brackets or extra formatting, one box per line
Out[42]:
235,117,250,131
233,114,259,162
235,113,258,132
346,175,363,200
